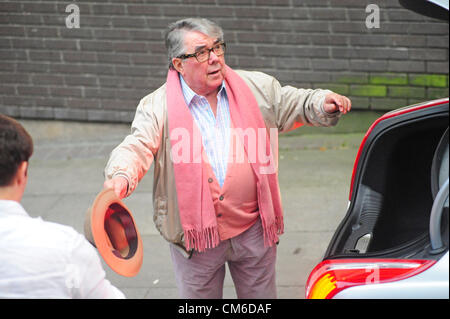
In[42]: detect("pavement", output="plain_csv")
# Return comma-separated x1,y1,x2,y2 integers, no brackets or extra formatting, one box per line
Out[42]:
19,118,365,299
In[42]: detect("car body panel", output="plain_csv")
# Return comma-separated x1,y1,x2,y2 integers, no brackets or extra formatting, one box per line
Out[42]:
399,0,449,20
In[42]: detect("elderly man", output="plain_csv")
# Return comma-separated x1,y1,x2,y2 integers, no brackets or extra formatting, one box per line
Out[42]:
104,18,351,299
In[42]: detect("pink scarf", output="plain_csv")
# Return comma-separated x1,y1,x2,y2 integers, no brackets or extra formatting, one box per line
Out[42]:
167,65,283,252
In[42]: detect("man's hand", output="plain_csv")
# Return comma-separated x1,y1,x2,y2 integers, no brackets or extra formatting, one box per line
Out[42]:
103,176,128,199
323,93,352,115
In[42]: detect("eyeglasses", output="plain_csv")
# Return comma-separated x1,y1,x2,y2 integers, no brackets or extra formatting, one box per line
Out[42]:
177,42,226,63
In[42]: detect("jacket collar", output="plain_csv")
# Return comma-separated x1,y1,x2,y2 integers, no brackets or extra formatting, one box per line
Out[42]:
179,74,226,107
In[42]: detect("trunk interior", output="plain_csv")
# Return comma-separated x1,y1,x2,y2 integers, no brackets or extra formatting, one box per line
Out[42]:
327,105,449,259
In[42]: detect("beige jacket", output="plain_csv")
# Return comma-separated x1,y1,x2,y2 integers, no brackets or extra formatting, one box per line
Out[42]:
105,69,340,254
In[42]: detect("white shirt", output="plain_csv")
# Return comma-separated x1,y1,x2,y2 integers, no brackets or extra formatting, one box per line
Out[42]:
180,75,230,187
0,200,125,299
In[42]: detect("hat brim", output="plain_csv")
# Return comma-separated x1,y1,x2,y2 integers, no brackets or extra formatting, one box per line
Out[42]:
84,188,143,277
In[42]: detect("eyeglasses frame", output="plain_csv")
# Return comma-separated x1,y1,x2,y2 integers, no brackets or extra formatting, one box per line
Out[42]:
176,42,226,63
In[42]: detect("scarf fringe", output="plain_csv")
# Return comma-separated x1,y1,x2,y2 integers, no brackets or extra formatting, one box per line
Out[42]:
261,215,284,247
184,226,220,252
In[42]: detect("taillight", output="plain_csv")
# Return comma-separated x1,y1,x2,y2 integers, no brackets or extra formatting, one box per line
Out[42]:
306,259,435,299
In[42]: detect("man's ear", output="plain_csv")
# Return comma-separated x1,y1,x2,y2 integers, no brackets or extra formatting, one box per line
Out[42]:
172,58,184,75
16,161,28,186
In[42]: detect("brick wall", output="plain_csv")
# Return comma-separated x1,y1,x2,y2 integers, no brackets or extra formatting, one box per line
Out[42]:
0,0,448,123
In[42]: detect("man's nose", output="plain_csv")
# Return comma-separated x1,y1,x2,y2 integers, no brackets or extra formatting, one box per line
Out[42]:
208,50,220,63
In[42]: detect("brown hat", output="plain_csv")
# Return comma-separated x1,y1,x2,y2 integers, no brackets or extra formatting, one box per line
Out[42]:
84,188,143,277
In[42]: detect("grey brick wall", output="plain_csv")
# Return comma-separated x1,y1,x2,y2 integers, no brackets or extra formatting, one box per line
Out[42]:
0,0,448,122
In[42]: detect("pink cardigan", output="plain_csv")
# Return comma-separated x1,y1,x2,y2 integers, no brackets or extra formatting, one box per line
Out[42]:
203,120,259,241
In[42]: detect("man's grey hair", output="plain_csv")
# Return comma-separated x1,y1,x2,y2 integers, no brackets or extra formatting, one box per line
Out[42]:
164,18,224,69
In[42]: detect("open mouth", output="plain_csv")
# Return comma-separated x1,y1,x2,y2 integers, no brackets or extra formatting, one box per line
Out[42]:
208,70,220,75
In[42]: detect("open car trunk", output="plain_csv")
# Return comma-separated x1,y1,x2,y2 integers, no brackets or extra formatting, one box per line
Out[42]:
325,100,449,260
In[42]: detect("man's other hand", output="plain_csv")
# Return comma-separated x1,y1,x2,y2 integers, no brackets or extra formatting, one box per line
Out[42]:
103,176,128,199
323,93,352,115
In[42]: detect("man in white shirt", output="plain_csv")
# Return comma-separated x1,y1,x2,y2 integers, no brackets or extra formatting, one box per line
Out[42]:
0,114,124,298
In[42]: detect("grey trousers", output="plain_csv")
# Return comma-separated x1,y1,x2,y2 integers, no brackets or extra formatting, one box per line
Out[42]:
170,218,277,299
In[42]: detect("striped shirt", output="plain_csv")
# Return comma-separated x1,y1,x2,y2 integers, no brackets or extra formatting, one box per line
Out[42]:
179,75,230,187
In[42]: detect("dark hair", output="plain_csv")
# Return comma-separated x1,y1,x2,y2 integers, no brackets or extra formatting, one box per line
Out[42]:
0,114,33,186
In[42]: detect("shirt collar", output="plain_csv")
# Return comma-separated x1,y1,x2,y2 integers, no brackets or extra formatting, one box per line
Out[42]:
179,74,226,107
0,200,29,218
